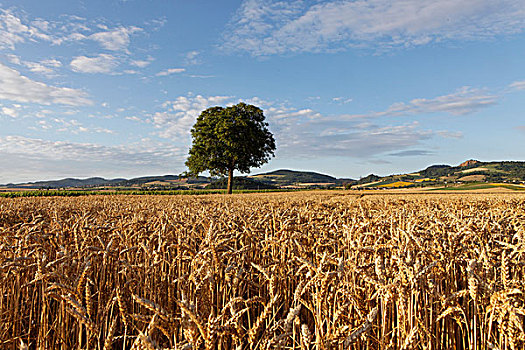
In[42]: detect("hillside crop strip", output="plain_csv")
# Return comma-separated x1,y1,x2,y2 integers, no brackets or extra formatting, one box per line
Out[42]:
0,192,524,349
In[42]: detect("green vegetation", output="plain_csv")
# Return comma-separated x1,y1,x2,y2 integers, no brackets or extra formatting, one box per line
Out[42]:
430,183,525,191
186,102,276,194
250,169,345,187
353,160,525,189
419,164,453,177
355,174,381,185
207,177,277,190
0,188,291,198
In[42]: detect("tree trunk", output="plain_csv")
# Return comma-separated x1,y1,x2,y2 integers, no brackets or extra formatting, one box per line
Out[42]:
227,168,234,194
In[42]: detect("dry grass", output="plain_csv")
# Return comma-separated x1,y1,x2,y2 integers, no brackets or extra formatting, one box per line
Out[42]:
377,181,414,188
1,191,524,349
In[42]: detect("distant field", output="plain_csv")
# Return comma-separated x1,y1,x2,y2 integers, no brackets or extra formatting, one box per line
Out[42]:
1,192,524,349
431,183,525,191
0,188,290,198
377,181,414,188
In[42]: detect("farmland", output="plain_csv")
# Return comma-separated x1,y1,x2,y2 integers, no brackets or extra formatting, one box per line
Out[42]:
1,192,524,349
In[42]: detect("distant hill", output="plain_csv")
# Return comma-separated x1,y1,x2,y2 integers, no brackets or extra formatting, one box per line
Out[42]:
1,175,209,189
206,177,278,190
248,169,353,187
2,177,125,189
116,175,209,187
4,160,525,191
355,174,382,185
353,160,525,189
1,169,349,190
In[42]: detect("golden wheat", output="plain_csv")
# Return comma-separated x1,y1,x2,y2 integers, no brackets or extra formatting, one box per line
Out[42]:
0,191,524,349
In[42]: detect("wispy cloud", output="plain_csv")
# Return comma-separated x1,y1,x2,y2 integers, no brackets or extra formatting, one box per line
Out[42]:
0,135,185,182
151,93,434,158
1,105,20,118
152,95,233,138
130,56,154,68
436,130,463,139
271,112,432,158
89,26,142,52
32,117,116,135
332,97,353,104
223,0,525,55
388,149,434,157
7,54,62,76
155,68,186,76
0,9,145,55
184,50,201,65
0,62,91,105
348,87,498,119
0,9,49,49
509,80,525,91
70,54,118,74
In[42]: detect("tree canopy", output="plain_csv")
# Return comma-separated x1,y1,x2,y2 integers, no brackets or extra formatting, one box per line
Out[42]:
185,102,276,194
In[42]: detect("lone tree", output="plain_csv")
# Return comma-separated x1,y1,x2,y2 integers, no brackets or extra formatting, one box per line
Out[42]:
185,102,276,194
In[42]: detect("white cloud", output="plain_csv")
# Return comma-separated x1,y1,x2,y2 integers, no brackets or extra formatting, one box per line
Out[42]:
130,58,152,68
152,95,234,138
89,26,142,52
156,68,186,76
509,80,525,90
6,53,21,65
40,59,62,68
0,9,146,56
272,115,432,158
388,149,434,157
5,54,62,76
70,54,118,74
24,59,62,76
186,74,215,79
1,106,19,118
333,97,353,104
151,94,434,158
35,117,116,135
0,10,31,49
184,50,201,65
223,0,525,55
0,135,185,183
436,130,463,139
0,62,92,105
347,87,498,119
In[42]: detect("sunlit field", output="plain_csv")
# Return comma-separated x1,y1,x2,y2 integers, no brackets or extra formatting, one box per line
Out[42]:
1,192,524,349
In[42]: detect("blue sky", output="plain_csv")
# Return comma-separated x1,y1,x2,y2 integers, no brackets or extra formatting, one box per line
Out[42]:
1,0,525,183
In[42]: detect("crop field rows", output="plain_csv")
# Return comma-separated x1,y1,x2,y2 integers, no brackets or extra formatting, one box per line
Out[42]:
0,192,524,349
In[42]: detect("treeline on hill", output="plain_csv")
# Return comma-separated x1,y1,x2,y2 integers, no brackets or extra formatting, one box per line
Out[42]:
494,162,525,180
355,174,382,185
207,177,278,190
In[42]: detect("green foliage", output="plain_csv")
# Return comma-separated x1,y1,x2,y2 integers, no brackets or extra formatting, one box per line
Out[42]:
206,177,277,190
419,165,453,178
253,169,341,186
356,174,381,185
494,162,525,180
185,103,276,177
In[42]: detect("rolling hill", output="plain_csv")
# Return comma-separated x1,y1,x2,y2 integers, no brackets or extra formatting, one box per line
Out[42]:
3,160,525,191
1,175,209,190
248,169,353,187
354,160,525,189
0,170,351,190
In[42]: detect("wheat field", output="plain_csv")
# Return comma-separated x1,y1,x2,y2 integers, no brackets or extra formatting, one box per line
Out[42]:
0,192,524,349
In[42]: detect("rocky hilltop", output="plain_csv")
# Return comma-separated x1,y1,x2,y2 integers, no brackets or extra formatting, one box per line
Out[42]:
459,159,480,167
